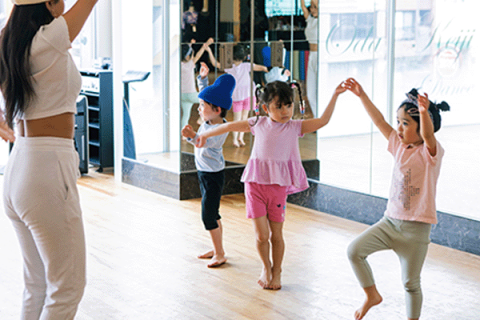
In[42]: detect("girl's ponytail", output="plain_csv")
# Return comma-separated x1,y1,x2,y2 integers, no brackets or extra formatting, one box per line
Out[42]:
430,100,450,132
289,81,305,119
251,84,265,126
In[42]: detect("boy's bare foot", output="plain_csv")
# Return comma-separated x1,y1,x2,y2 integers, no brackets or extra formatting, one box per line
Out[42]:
354,288,383,320
197,250,214,259
207,255,227,268
258,268,272,289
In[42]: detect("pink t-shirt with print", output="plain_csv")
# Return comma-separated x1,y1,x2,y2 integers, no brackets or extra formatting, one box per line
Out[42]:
385,130,444,224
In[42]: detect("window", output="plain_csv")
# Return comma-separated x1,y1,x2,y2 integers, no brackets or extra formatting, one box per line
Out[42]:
318,0,479,220
330,13,376,41
396,10,415,40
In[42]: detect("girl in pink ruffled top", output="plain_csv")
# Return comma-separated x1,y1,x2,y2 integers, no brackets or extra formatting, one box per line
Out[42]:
196,80,347,290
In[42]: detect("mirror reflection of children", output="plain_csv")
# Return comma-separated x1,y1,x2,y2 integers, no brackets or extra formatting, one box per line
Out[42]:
196,80,347,289
181,74,236,268
344,78,450,320
206,44,269,148
181,38,213,129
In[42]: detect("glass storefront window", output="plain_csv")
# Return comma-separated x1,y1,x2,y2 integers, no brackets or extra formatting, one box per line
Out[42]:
317,0,479,220
317,0,386,194
395,0,479,219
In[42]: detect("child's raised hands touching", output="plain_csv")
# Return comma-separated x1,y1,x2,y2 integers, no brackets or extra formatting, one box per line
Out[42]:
335,81,347,95
343,78,365,97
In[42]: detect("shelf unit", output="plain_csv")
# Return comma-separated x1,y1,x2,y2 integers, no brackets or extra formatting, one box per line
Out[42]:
80,69,113,172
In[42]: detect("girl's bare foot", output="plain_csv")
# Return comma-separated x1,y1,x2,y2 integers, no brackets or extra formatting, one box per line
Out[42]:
238,138,246,147
233,140,241,148
258,268,272,289
197,250,214,259
354,286,383,320
268,268,282,290
207,255,227,268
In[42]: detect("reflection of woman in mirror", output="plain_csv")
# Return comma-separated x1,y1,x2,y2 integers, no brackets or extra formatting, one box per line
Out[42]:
182,1,198,42
206,44,268,148
181,38,213,128
301,0,318,117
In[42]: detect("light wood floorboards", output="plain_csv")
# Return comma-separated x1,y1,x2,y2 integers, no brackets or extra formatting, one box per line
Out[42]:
1,171,479,319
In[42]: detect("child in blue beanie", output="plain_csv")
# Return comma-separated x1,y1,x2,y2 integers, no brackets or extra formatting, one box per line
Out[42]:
181,71,236,268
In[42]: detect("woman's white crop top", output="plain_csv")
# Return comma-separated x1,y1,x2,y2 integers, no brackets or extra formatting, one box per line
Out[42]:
22,16,81,120
304,15,318,44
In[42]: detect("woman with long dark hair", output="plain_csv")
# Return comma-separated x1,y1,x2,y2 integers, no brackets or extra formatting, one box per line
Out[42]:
0,1,97,318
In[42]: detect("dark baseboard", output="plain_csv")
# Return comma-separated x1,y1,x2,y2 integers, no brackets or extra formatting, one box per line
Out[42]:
288,180,480,256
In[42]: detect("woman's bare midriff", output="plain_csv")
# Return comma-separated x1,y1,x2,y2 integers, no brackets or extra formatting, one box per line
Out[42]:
21,112,75,139
309,43,318,52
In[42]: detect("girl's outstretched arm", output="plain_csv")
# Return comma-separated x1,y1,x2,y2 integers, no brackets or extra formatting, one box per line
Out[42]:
301,82,346,134
206,46,221,69
344,78,393,140
253,63,268,73
418,93,437,156
196,120,250,147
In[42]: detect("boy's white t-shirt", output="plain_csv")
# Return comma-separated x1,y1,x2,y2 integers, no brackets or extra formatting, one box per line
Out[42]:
22,16,81,120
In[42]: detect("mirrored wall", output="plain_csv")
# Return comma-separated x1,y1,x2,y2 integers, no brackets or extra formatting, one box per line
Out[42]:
178,0,320,170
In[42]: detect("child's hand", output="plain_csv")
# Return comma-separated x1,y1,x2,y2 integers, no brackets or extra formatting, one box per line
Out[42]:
195,135,207,148
283,68,291,77
199,62,209,79
344,78,365,97
334,81,347,96
181,124,196,139
206,37,214,45
190,39,196,44
417,93,430,113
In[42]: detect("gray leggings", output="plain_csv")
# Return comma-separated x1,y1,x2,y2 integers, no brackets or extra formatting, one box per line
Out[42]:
347,216,431,319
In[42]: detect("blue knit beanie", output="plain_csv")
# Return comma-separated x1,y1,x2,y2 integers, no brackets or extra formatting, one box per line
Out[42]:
198,74,236,110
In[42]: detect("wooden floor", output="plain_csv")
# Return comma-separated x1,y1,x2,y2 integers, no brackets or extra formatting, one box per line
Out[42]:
1,171,480,320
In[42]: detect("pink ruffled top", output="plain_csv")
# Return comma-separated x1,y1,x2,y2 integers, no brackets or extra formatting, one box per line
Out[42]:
241,116,309,195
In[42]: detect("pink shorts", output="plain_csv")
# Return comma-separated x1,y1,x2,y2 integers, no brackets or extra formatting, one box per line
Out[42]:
245,182,288,223
232,97,256,113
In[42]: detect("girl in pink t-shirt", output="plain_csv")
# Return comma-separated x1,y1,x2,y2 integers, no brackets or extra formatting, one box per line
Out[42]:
344,78,450,320
196,80,347,290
